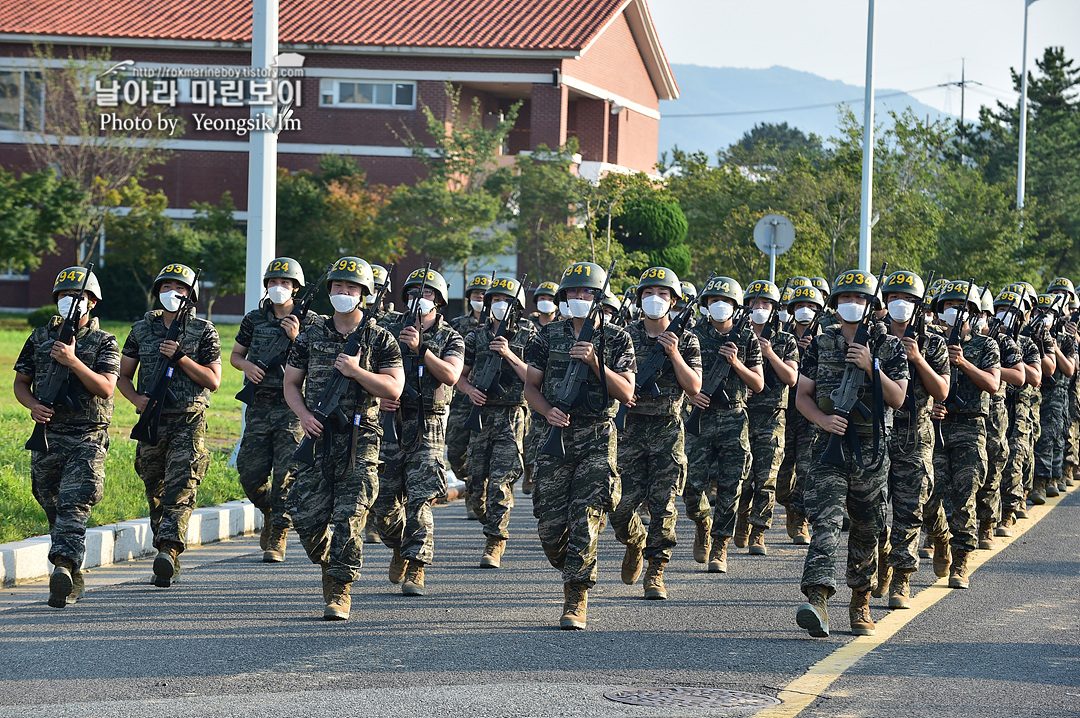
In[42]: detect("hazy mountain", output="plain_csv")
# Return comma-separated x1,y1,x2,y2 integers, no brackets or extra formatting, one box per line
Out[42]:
659,64,956,158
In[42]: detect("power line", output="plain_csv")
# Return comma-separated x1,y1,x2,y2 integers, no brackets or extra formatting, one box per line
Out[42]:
663,84,947,118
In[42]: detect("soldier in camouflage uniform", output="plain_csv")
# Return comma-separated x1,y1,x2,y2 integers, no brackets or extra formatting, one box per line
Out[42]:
522,281,561,495
1033,281,1078,501
118,264,221,589
524,261,636,630
684,277,764,574
811,276,840,330
795,269,909,638
14,267,119,608
358,263,394,544
611,267,702,600
231,257,317,563
447,273,491,517
283,257,404,620
374,267,465,597
457,275,537,568
924,281,1000,590
738,280,799,556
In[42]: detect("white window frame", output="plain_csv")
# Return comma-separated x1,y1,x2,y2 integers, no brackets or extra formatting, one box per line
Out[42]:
0,68,45,132
319,79,416,110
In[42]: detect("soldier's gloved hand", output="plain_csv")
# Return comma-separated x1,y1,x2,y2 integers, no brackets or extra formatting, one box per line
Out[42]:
49,338,78,368
281,314,300,341
245,364,266,384
820,414,848,436
467,386,488,407
546,406,570,428
688,392,710,410
30,403,54,423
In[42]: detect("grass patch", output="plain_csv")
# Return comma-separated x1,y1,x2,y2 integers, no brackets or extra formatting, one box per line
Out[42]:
0,319,248,544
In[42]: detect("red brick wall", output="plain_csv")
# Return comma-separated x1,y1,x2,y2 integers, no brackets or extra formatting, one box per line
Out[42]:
574,97,610,163
530,83,567,150
612,108,659,174
562,12,659,110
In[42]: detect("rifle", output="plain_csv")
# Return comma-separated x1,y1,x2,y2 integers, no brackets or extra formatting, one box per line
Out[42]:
236,263,332,404
294,264,394,467
130,269,203,446
540,260,617,459
684,306,752,436
761,278,792,342
25,263,95,453
463,274,529,432
898,270,936,415
616,272,715,430
380,263,430,447
1022,293,1065,389
941,278,981,414
820,263,890,469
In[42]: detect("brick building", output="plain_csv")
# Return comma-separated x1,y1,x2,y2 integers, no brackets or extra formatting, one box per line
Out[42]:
0,0,677,314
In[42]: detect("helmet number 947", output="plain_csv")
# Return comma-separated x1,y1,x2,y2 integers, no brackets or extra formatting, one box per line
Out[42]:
58,270,86,283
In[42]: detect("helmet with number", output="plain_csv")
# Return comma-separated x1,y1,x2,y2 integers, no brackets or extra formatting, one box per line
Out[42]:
881,270,924,300
1047,277,1077,302
994,289,1025,311
1004,281,1036,299
466,273,492,298
744,279,781,305
932,279,982,313
680,282,698,303
534,281,559,300
263,257,304,289
1036,293,1066,316
485,275,524,308
789,276,813,289
828,269,877,307
327,256,375,296
152,263,199,302
1071,294,1079,312
557,262,607,299
810,277,831,299
979,287,994,314
370,264,390,292
698,276,743,306
636,267,682,307
402,266,449,307
788,284,825,309
52,266,102,303
601,287,621,313
780,285,795,306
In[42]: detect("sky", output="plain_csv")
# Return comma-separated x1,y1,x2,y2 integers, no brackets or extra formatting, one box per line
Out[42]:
647,0,1080,119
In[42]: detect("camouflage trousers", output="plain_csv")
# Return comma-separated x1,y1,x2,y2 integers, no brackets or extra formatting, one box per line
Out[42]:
373,409,447,565
1001,397,1034,516
1035,387,1068,480
465,404,526,540
885,414,933,571
287,424,379,583
236,389,303,529
684,407,751,539
775,408,810,517
532,418,619,587
31,426,109,567
927,415,987,556
740,408,786,528
801,430,889,597
523,409,544,484
135,411,210,553
977,398,1010,525
1066,418,1079,471
445,392,472,481
612,413,685,562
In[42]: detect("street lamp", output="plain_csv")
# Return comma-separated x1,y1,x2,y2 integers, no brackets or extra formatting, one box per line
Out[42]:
858,0,876,272
1017,0,1040,215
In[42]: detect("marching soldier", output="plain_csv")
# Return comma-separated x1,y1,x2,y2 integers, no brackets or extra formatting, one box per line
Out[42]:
1033,280,1078,500
283,257,403,620
448,273,491,518
118,264,221,589
362,263,393,543
14,266,119,608
810,277,839,329
522,280,561,495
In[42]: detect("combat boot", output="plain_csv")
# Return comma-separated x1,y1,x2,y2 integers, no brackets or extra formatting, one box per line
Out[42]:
152,542,181,588
643,559,668,600
1065,464,1076,487
888,569,913,610
918,532,934,559
621,542,644,585
521,471,533,495
932,534,951,579
784,507,796,539
1030,477,1047,505
796,585,829,637
388,546,407,584
849,589,875,636
871,542,891,599
479,536,506,569
1056,476,1068,493
977,521,996,550
707,537,730,574
948,552,971,589
323,579,351,620
263,524,288,563
48,557,75,609
692,517,712,564
1046,476,1060,498
995,514,1015,537
734,512,750,548
68,568,85,606
1014,501,1029,519
363,513,381,544
402,559,426,596
259,510,272,551
747,526,767,556
320,563,333,603
560,582,588,630
792,514,810,546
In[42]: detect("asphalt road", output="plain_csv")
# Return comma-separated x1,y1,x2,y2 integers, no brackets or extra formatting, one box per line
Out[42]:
1,485,1077,718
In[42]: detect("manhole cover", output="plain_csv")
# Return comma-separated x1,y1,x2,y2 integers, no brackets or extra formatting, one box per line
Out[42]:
604,687,781,710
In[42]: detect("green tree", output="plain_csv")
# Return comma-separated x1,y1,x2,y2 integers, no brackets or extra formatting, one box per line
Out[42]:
191,192,245,320
0,166,85,271
613,199,691,277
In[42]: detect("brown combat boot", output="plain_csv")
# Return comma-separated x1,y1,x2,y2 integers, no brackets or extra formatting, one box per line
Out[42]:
995,514,1015,537
363,512,381,544
560,582,588,630
402,559,426,596
932,534,951,579
692,517,712,564
68,568,85,605
948,552,971,589
977,521,996,550
621,542,644,585
796,585,829,637
259,510,272,551
323,579,352,620
643,559,668,600
479,536,506,569
872,542,892,599
1030,477,1047,505
888,569,913,609
263,524,288,563
1014,501,1029,519
1046,476,1060,498
388,545,407,585
152,542,181,588
320,563,333,603
734,512,750,548
849,589,876,635
784,507,796,539
707,537,730,573
521,471,533,495
48,556,75,609
748,525,767,556
1065,464,1076,487
919,532,934,559
792,514,810,546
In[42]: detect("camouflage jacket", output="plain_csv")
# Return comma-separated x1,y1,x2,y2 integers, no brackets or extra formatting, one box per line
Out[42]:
625,319,702,417
383,313,464,415
992,333,1024,404
464,317,537,407
122,309,220,415
940,329,1000,417
235,301,322,390
747,329,798,412
895,329,949,420
692,319,762,410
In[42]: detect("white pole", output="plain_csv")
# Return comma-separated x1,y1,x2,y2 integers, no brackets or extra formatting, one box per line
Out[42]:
769,221,778,283
246,0,279,313
858,0,876,273
1017,0,1033,214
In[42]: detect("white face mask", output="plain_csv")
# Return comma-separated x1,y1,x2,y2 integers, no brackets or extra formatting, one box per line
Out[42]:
1042,315,1054,328
794,306,816,324
56,295,86,318
470,299,485,314
267,285,292,306
996,310,1014,328
491,301,510,321
750,307,772,325
330,293,361,313
887,299,916,323
159,290,184,313
364,294,377,306
410,297,436,316
537,299,557,315
939,307,960,327
708,301,734,323
837,302,865,323
558,301,572,318
778,309,791,323
973,316,988,332
641,295,670,320
700,305,710,318
567,298,593,319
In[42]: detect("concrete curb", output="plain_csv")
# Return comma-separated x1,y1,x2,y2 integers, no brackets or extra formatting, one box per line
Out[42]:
0,500,263,587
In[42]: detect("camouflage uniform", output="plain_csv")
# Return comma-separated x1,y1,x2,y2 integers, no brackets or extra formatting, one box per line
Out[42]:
463,317,537,539
446,312,480,483
611,321,701,561
234,303,320,529
976,333,1022,526
15,316,119,568
523,313,558,485
285,316,401,582
373,314,464,565
1034,330,1077,484
525,320,636,586
776,324,821,523
684,321,762,541
800,323,908,596
1001,335,1041,518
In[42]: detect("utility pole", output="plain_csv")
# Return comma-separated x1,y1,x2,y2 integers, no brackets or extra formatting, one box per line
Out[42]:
939,59,981,150
857,0,876,272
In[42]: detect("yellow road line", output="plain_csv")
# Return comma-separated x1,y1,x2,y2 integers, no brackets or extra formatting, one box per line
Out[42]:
754,489,1070,718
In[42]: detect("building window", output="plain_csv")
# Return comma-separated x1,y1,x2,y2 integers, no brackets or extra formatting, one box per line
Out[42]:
0,70,44,131
319,79,415,109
